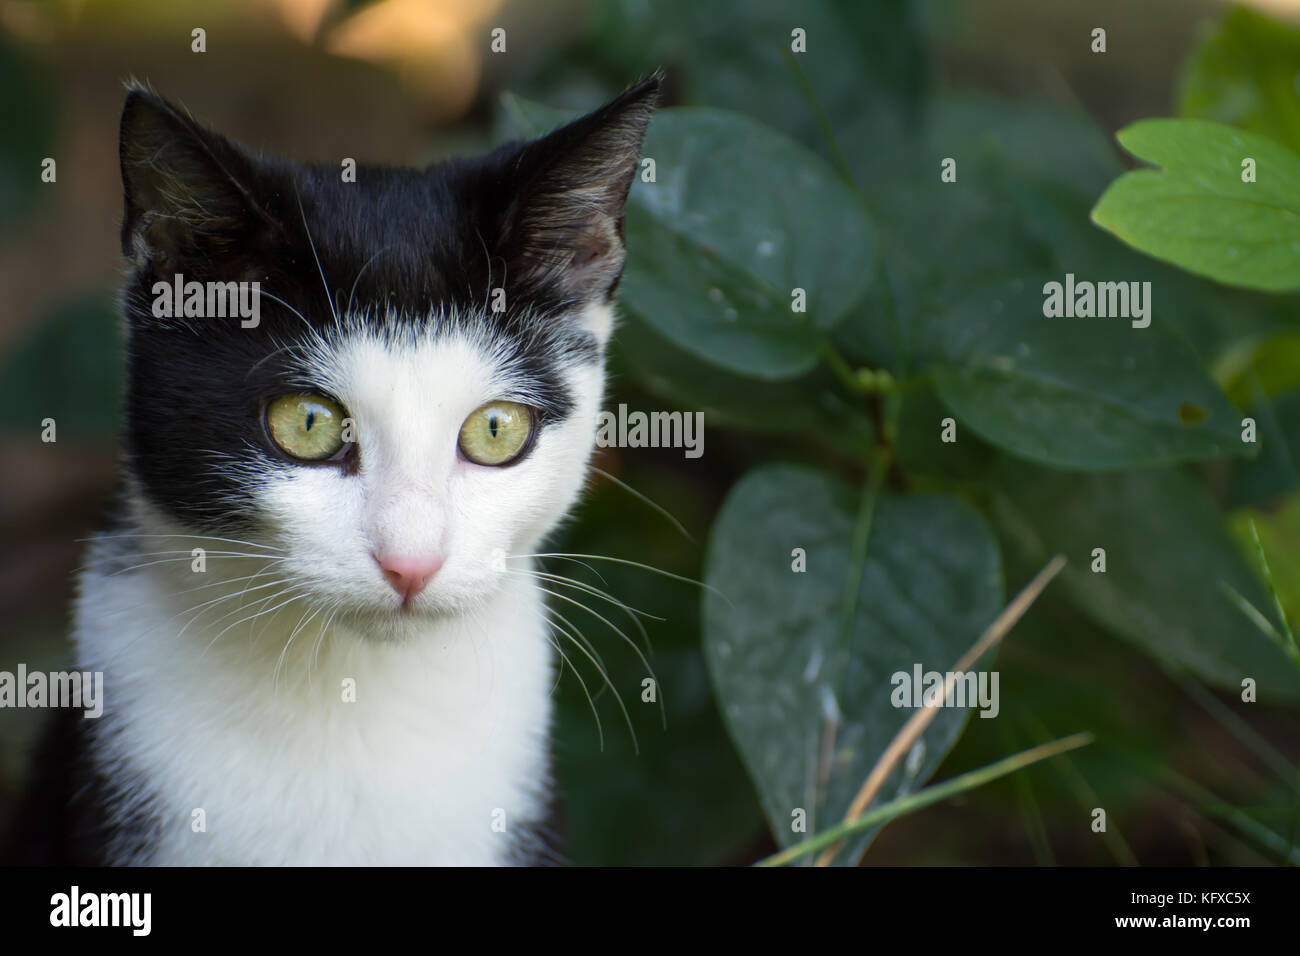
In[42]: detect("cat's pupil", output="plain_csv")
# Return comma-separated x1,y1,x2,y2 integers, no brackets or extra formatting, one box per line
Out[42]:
305,410,315,432
489,414,499,438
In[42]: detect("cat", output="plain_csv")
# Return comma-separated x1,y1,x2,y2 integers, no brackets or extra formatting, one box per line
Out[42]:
4,74,659,865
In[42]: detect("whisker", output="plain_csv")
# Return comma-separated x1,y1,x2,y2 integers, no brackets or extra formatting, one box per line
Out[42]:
293,182,340,329
590,466,693,542
310,600,345,678
92,552,289,577
547,635,566,695
542,604,608,684
166,570,286,600
513,567,657,657
525,554,608,585
253,288,313,331
345,245,394,320
530,583,665,731
526,569,663,622
275,603,323,690
543,621,604,752
79,532,285,553
127,563,291,643
523,552,734,609
544,613,637,752
178,576,299,644
200,588,305,658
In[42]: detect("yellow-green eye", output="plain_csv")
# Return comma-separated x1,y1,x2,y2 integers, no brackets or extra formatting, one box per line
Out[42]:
266,394,348,461
458,401,535,466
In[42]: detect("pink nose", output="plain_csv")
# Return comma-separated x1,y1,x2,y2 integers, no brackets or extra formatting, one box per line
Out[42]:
374,553,443,605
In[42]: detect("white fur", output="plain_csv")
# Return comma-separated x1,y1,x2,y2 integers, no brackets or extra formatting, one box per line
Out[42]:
74,303,614,865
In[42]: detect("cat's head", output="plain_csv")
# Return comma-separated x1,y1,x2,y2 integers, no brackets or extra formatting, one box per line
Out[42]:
115,77,658,633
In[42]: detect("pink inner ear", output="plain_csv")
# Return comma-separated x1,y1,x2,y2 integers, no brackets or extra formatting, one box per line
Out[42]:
572,235,610,269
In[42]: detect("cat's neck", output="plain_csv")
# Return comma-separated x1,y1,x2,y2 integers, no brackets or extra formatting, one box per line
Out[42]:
73,519,556,865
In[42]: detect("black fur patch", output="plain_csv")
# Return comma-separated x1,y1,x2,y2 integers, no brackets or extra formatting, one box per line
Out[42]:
0,708,161,866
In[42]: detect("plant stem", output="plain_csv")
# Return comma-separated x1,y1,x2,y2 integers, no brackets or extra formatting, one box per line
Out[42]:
757,732,1095,867
815,554,1068,866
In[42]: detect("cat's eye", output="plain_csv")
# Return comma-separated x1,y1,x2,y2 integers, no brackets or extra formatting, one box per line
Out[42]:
265,394,349,462
458,401,535,466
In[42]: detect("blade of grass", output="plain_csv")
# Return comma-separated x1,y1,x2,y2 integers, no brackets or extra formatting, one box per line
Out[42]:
1245,518,1300,668
757,732,1095,867
1006,724,1055,866
1166,666,1295,786
815,554,1068,866
1122,752,1300,865
1024,716,1139,866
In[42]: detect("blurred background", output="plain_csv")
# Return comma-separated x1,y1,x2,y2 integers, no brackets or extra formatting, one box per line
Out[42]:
3,0,1300,866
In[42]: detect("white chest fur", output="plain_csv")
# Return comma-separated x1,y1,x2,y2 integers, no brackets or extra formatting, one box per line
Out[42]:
74,555,555,866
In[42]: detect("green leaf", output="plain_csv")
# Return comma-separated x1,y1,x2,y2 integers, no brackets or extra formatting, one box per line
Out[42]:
1010,178,1297,364
1091,118,1300,292
929,277,1248,470
623,108,876,378
834,93,1122,371
989,462,1300,701
703,464,1004,863
500,95,877,379
611,312,872,454
1179,7,1300,156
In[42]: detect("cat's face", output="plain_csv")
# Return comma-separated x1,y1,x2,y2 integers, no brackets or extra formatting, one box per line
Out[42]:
116,80,657,633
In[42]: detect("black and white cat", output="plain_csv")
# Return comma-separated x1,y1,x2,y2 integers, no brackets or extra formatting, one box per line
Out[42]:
12,76,658,865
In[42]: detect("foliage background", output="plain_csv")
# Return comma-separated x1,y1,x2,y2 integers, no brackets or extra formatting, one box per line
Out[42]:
2,0,1299,865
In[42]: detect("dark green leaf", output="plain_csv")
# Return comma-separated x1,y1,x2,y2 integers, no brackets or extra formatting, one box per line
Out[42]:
835,94,1122,370
623,108,876,378
612,312,872,454
929,277,1248,470
703,464,1003,862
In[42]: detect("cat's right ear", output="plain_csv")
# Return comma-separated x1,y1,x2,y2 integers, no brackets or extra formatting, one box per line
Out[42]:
119,87,276,276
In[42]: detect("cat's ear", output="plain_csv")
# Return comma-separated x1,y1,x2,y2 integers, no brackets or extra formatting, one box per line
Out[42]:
119,86,276,276
495,73,661,305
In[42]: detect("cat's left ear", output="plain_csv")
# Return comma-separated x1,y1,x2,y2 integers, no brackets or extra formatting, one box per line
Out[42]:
494,73,661,310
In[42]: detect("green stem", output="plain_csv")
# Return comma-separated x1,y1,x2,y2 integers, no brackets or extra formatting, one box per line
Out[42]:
820,339,867,395
781,46,861,203
757,732,1095,867
834,453,889,668
1154,761,1300,866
